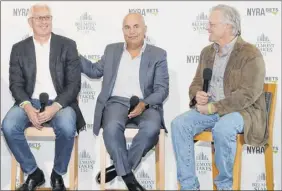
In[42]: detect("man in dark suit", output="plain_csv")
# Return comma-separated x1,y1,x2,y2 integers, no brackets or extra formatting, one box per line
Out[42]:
80,13,169,191
1,4,85,191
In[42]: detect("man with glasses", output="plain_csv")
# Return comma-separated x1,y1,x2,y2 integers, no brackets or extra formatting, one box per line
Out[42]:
171,4,266,190
1,3,85,191
80,13,169,191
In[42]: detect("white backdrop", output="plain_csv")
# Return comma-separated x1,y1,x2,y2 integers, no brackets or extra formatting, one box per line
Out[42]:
1,1,281,190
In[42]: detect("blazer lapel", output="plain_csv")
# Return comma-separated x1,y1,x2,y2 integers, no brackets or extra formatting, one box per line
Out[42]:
206,46,216,70
49,33,60,92
109,43,123,92
223,36,244,81
26,37,37,89
139,45,151,96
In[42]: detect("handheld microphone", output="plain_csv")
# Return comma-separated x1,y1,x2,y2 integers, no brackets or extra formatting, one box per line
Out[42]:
39,93,49,112
203,68,212,92
190,68,212,108
128,96,140,114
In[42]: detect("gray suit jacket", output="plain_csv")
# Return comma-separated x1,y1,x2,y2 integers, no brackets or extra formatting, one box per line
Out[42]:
80,43,169,135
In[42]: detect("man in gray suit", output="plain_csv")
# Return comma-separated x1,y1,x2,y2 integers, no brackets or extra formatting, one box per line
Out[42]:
80,13,169,191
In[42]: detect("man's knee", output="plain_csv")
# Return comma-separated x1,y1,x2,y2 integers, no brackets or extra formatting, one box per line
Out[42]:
139,120,160,139
103,120,124,139
212,113,243,141
52,107,76,139
171,111,195,135
2,106,27,137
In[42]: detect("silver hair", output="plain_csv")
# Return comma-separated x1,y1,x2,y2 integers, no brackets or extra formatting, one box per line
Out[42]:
28,3,52,19
211,4,241,36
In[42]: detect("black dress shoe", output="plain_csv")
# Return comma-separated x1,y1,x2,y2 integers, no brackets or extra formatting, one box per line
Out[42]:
96,164,117,184
125,178,146,191
50,174,66,191
17,169,45,191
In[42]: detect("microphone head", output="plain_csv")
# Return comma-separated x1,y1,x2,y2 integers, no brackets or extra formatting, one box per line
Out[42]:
203,68,212,80
39,93,49,104
130,96,139,107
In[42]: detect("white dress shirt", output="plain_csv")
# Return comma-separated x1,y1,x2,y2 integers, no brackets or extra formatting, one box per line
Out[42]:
111,42,146,99
32,36,57,100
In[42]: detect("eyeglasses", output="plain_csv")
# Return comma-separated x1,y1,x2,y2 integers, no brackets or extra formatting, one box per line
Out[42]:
31,15,52,22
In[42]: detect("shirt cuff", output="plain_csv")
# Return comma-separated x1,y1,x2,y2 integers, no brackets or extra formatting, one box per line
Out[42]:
54,102,62,109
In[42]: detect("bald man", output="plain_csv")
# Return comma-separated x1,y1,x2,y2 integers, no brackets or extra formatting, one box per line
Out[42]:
1,4,85,191
80,13,169,190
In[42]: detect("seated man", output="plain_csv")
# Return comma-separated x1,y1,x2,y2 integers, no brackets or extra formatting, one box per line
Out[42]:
80,13,169,191
1,4,85,191
171,4,266,190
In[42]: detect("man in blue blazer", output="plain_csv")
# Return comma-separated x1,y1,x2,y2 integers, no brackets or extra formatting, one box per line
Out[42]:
80,13,169,191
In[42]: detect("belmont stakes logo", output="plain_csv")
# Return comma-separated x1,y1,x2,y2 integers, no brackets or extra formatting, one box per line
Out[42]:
79,150,95,173
136,170,154,189
196,152,211,175
129,8,159,16
75,12,96,33
79,81,95,103
252,173,267,190
192,12,209,34
256,33,274,56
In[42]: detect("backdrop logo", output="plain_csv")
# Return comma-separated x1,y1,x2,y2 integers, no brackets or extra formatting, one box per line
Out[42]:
129,8,158,16
82,54,101,63
256,34,274,56
75,12,96,33
196,152,211,175
273,145,279,154
79,150,95,172
192,12,208,34
247,146,264,154
80,81,96,103
13,8,29,16
247,8,279,16
187,55,200,64
136,170,154,189
28,143,41,150
265,76,278,83
252,173,266,190
145,36,156,46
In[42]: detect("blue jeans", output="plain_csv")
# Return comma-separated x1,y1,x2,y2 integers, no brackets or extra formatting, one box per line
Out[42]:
1,99,76,175
171,109,244,190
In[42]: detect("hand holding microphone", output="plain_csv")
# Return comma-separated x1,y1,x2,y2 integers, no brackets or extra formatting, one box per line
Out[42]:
195,68,212,105
128,96,147,119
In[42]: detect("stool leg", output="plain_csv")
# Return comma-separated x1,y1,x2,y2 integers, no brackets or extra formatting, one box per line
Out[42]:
155,130,165,190
11,155,17,190
74,137,79,189
232,135,243,190
265,143,274,190
69,138,76,190
211,143,218,190
100,135,106,190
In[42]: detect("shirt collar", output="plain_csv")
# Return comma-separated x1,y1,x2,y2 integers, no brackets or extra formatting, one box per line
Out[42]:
213,36,237,57
33,34,51,47
123,41,147,53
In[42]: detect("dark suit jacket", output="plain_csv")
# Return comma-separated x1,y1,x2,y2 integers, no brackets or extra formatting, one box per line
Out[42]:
9,32,86,132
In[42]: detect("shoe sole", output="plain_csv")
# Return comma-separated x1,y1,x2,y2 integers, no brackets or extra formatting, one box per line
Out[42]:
35,179,46,189
50,181,66,191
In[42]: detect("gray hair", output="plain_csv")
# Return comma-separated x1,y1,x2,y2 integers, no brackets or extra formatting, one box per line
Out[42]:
28,3,52,19
211,4,241,36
